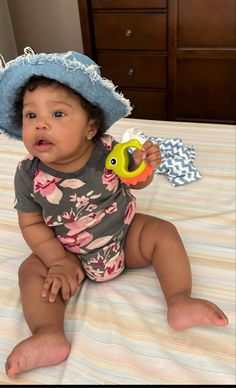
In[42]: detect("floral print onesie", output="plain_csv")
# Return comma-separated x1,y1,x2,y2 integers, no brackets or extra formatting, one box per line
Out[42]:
14,134,136,282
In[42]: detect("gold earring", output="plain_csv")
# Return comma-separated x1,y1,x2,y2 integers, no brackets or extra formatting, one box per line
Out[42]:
87,135,93,140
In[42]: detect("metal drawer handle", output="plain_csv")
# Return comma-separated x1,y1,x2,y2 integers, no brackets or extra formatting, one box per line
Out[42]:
125,29,133,37
128,68,134,76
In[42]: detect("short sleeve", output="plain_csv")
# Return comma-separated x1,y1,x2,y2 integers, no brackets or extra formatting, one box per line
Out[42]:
14,161,42,212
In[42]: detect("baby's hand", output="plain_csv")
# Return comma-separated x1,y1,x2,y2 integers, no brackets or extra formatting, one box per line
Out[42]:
41,252,86,303
133,140,161,171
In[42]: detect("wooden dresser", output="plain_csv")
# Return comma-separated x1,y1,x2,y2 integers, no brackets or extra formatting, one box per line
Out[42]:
78,0,236,125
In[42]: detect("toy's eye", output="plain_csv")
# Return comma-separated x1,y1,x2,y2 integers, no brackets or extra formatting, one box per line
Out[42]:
110,157,117,166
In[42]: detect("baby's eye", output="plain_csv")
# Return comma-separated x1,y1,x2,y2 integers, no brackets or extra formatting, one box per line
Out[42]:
53,111,65,118
25,112,36,119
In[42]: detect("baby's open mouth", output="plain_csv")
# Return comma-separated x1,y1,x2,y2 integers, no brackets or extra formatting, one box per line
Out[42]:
35,138,54,151
36,138,52,145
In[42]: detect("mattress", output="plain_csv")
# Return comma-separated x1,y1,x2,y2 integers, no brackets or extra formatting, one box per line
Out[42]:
0,118,235,385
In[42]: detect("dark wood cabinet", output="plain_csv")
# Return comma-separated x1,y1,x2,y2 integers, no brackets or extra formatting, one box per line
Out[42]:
168,0,236,125
78,0,236,124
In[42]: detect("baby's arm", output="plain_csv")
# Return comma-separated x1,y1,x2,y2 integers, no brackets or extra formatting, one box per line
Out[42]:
18,210,85,302
131,140,161,189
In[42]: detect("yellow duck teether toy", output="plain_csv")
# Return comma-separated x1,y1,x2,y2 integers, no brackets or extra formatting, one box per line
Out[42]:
105,139,153,185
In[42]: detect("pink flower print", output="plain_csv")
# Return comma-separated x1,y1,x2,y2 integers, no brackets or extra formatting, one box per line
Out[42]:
57,234,76,245
105,202,118,215
75,195,89,209
82,264,105,280
124,200,136,224
102,169,119,192
86,235,113,250
81,249,125,281
65,211,105,236
87,204,97,212
107,265,115,275
57,231,93,253
104,251,125,279
44,215,53,226
100,134,113,151
64,220,86,236
34,170,63,204
60,178,85,189
70,194,77,202
108,241,120,254
81,254,107,280
62,211,75,221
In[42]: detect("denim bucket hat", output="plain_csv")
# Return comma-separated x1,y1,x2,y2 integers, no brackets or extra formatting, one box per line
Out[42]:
0,47,132,140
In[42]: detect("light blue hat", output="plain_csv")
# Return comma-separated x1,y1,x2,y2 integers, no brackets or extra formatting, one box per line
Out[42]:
0,47,132,140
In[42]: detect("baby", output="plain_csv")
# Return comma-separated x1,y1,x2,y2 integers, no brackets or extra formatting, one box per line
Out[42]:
0,48,228,378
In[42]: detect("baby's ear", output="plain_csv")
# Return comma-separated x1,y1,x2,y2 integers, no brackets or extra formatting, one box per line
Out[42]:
88,122,98,136
87,126,97,140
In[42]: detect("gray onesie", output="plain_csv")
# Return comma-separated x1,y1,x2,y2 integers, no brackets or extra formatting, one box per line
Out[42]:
14,134,136,282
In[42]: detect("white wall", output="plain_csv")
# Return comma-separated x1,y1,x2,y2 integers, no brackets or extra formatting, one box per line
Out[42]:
7,0,84,55
0,0,17,61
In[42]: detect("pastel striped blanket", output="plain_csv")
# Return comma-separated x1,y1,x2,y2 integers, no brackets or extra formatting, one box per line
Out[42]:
0,118,235,384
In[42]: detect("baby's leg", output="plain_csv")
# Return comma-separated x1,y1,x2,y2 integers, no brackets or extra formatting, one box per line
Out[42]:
5,254,70,378
124,213,228,330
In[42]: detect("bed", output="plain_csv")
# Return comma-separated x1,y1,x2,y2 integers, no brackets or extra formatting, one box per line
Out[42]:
0,118,235,385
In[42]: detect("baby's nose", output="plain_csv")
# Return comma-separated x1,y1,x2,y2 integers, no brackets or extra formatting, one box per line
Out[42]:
35,119,49,130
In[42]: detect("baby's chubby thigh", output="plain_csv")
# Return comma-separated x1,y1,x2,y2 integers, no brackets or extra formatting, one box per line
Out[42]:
18,253,48,286
124,212,174,268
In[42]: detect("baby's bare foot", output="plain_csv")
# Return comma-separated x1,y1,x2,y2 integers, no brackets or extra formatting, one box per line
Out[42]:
5,326,70,378
167,294,228,331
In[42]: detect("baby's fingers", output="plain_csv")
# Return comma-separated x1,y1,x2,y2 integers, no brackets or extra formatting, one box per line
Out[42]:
69,276,81,296
48,277,63,303
60,277,72,301
41,276,53,299
41,276,62,303
132,148,146,164
145,144,161,169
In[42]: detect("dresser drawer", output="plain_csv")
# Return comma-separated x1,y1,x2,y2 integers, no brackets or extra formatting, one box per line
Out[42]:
97,53,167,88
93,13,167,50
91,0,167,9
123,90,167,120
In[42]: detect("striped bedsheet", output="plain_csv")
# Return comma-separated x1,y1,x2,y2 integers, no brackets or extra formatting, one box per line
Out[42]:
0,118,235,385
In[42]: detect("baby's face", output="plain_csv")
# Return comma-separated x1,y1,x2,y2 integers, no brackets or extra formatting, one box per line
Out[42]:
22,83,96,171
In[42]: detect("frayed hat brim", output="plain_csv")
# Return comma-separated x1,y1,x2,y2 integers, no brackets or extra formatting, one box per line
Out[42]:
0,49,132,140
